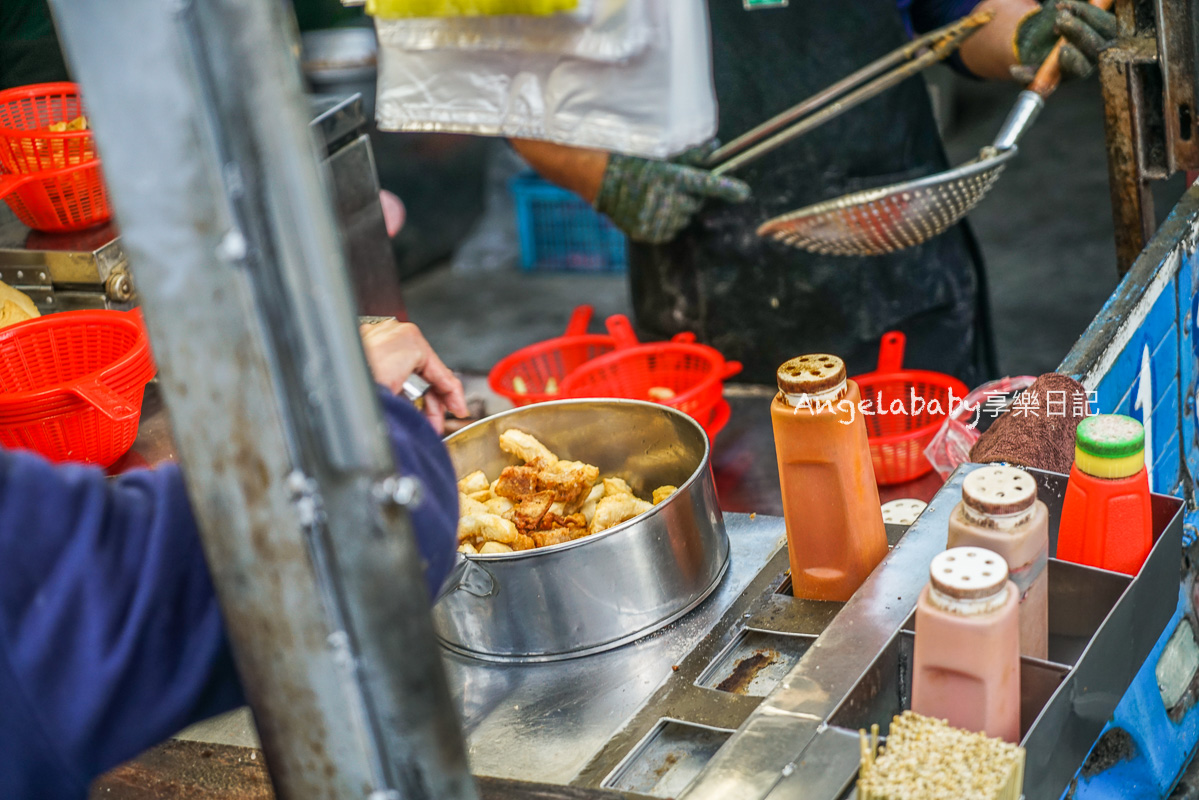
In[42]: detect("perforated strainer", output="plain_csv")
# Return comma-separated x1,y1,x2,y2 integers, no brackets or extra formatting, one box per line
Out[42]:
757,0,1113,256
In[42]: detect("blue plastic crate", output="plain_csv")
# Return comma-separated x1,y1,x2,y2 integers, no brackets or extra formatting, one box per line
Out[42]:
509,172,627,273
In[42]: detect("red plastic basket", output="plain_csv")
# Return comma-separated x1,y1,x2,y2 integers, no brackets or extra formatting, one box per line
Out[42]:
0,82,95,173
0,159,110,233
561,315,742,440
0,310,156,467
853,331,967,485
489,305,617,406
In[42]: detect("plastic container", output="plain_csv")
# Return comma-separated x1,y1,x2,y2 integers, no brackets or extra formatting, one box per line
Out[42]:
948,466,1049,659
510,172,627,273
0,159,111,233
0,82,95,173
561,315,741,441
923,375,1038,480
1057,414,1154,575
912,546,1021,743
853,331,968,485
0,310,155,467
770,354,888,601
488,305,616,407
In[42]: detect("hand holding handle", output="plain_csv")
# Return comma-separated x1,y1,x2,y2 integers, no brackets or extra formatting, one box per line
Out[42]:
1028,0,1115,97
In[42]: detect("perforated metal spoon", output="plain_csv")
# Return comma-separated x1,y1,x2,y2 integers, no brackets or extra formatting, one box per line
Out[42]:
756,0,1113,257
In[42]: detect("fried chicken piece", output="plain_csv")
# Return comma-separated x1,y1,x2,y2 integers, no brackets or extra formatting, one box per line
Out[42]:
484,495,515,519
493,465,542,500
652,485,677,505
539,460,600,505
458,470,489,495
603,477,634,497
590,494,653,534
499,429,559,466
466,490,493,504
479,541,513,554
458,512,520,545
458,541,479,555
576,483,605,524
542,512,586,531
530,527,591,548
512,490,555,531
460,493,488,516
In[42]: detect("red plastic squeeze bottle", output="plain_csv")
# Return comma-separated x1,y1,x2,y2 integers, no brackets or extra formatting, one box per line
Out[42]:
770,354,888,601
912,547,1021,743
948,466,1049,659
1057,414,1153,575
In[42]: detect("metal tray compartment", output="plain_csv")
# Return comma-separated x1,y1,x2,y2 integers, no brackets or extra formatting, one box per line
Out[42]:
604,720,734,797
696,629,815,698
828,630,1072,741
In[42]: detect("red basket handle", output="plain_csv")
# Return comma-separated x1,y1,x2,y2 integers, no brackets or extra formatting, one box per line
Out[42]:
70,377,139,422
564,305,594,337
605,314,641,350
671,332,697,343
0,172,35,200
721,360,743,380
876,331,906,373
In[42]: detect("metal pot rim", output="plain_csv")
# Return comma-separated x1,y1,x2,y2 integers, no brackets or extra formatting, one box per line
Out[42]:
444,397,711,561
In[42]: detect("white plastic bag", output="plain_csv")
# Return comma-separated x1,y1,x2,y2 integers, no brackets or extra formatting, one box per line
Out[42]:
374,0,717,158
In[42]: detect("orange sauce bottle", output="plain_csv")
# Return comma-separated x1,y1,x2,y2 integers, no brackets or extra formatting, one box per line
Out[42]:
1057,414,1154,575
912,547,1022,743
770,354,888,601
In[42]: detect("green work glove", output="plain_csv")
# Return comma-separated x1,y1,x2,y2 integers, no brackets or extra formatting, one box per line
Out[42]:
1012,0,1118,83
595,142,752,245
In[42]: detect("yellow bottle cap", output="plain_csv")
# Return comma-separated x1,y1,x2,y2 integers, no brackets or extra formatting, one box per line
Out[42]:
1074,414,1145,479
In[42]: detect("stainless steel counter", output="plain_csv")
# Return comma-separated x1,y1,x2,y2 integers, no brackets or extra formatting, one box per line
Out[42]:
446,512,786,784
176,512,787,781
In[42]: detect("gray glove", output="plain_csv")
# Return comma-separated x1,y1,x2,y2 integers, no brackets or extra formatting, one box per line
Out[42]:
595,142,752,245
1012,0,1118,83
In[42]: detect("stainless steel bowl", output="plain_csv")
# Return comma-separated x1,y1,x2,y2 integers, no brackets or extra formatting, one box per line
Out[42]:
433,399,729,662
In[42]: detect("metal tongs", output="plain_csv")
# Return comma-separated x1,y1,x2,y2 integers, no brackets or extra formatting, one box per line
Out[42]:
757,0,1115,256
703,10,995,177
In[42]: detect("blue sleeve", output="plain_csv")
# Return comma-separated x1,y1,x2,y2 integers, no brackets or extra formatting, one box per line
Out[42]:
901,0,991,78
0,386,458,799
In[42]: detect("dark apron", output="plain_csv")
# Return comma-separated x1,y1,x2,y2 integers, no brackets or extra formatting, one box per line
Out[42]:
628,0,997,386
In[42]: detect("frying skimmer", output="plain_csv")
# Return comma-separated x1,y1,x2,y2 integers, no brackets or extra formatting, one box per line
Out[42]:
757,0,1114,257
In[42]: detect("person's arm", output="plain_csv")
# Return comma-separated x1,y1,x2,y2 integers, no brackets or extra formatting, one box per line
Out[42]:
510,138,611,205
0,388,458,796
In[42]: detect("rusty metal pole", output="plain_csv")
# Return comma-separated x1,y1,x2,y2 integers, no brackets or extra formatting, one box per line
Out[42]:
47,1,477,798
1099,38,1161,275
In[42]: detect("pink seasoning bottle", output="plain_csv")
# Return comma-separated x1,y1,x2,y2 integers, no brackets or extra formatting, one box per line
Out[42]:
947,466,1049,660
912,547,1022,744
